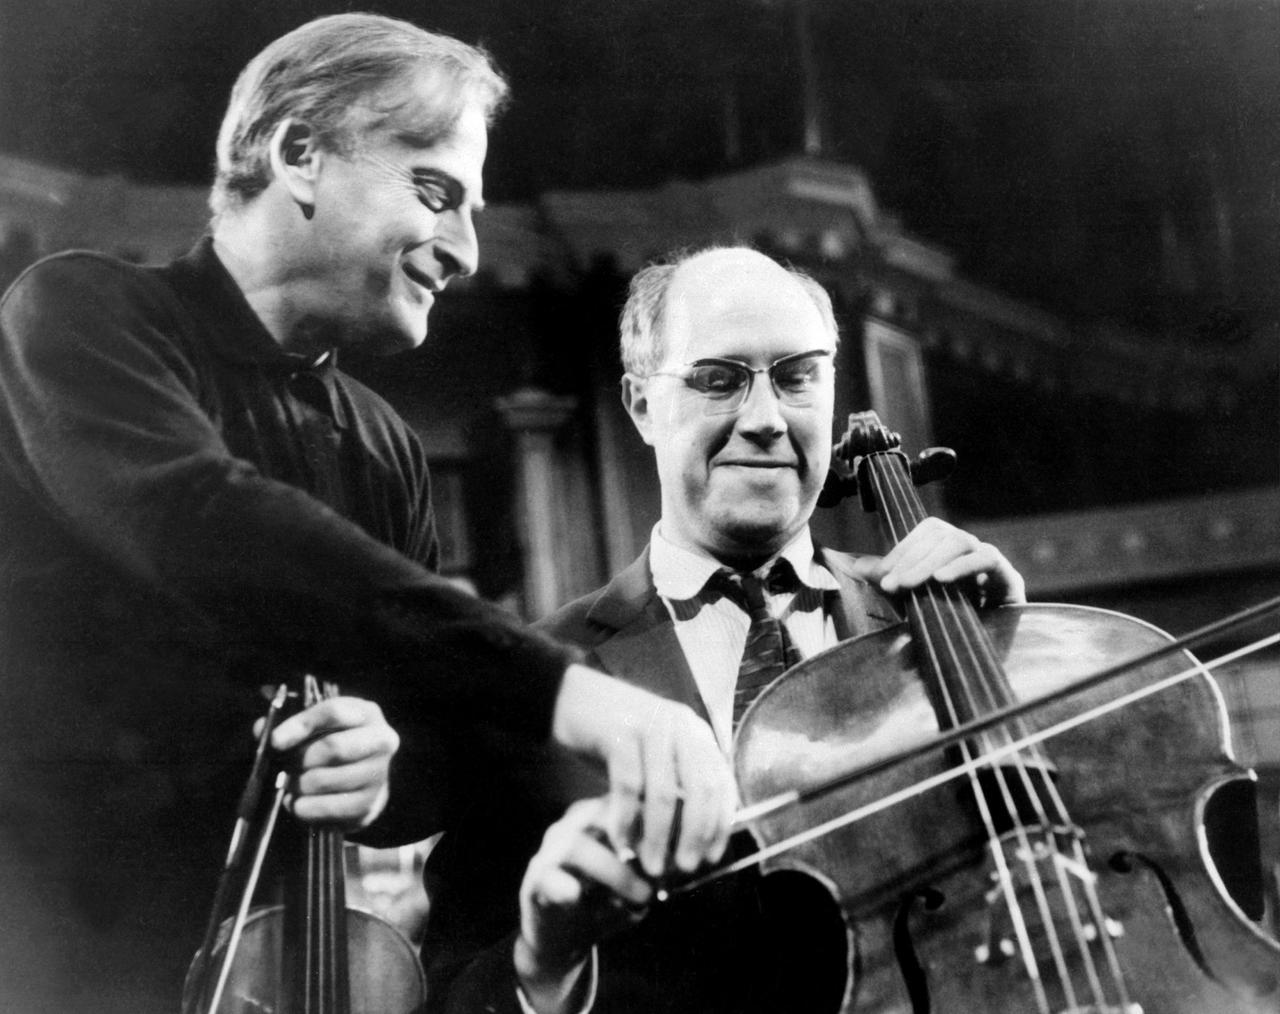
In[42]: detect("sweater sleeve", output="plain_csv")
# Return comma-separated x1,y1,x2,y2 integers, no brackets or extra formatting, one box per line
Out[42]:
0,253,574,740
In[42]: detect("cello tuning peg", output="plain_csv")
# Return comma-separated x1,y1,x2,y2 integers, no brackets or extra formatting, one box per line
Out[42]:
909,447,957,487
818,464,860,508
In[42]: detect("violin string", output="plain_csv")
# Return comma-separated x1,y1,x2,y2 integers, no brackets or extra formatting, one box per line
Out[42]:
310,826,319,1012
305,813,318,1011
329,829,343,1013
303,675,331,1014
332,831,341,1013
321,820,333,1011
330,826,348,1014
873,454,1056,1010
677,627,1280,898
316,678,347,1014
206,769,290,1014
305,676,348,1014
185,683,292,1014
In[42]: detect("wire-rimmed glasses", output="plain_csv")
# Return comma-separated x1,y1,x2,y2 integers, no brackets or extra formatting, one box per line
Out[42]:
646,349,833,415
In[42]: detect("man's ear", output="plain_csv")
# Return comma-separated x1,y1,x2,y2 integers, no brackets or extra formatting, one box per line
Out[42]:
268,119,321,214
620,374,656,447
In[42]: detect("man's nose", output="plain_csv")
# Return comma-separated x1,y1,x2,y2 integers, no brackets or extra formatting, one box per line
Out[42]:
735,374,787,436
433,208,479,280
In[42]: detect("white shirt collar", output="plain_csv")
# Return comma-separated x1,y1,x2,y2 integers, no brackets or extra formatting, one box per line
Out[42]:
649,523,838,601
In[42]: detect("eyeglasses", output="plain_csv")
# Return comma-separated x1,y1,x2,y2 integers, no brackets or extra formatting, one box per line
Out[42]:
647,349,833,415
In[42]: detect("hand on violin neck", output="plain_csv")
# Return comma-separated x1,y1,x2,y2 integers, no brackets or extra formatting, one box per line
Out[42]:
266,694,399,829
552,663,734,878
855,516,1027,606
516,797,648,1014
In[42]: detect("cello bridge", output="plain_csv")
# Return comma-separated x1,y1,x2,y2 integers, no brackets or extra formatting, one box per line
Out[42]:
974,825,1126,970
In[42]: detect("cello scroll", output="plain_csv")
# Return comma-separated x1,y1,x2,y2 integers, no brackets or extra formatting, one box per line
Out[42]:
818,411,955,510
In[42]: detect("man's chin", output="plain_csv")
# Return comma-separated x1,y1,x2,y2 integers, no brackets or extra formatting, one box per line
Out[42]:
390,305,430,350
713,512,799,555
356,313,429,356
704,485,820,550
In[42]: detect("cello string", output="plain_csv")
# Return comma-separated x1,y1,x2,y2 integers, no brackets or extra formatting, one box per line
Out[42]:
732,594,1280,829
919,577,1115,1007
1002,641,1134,1010
932,582,1093,1009
719,427,1262,1006
672,628,1280,898
873,454,1061,1010
1052,821,1134,1010
875,455,1117,1009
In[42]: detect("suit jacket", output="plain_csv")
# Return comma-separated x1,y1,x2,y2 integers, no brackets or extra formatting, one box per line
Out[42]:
423,544,902,1014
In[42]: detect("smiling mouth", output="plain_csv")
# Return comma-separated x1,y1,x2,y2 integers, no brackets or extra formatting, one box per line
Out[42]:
402,263,439,293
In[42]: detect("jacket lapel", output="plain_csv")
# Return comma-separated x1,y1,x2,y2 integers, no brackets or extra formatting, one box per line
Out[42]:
580,544,899,726
587,550,711,726
815,545,903,640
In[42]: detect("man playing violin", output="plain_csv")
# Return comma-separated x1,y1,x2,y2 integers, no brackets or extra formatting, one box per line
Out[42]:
423,245,1025,1014
0,18,732,1014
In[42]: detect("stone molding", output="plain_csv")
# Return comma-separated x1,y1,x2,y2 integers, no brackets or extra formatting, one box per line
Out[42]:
967,485,1280,596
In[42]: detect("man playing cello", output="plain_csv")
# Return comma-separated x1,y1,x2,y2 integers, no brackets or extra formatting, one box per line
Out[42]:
422,246,1024,1013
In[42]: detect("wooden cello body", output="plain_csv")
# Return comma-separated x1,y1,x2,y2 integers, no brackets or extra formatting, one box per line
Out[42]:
737,604,1280,1012
734,412,1280,1013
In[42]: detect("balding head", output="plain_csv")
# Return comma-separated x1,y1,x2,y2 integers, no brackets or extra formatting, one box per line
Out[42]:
620,247,838,378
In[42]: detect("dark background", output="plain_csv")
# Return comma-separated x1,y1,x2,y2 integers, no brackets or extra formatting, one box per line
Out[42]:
4,0,1279,342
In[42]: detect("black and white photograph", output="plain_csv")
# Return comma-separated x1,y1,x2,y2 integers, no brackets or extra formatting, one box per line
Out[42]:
1,2,1279,1012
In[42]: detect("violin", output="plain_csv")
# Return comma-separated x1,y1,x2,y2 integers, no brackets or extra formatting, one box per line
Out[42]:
721,412,1280,1012
183,676,426,1014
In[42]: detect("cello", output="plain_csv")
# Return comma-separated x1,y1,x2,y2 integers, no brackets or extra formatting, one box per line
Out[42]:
183,675,427,1014
724,411,1280,1012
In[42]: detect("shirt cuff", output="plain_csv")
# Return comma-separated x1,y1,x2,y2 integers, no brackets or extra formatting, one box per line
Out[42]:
515,946,598,1014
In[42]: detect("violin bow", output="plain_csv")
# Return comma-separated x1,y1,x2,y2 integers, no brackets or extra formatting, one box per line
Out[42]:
184,683,291,1014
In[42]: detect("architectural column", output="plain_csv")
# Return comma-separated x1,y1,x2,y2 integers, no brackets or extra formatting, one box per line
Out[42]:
496,386,578,619
861,313,943,518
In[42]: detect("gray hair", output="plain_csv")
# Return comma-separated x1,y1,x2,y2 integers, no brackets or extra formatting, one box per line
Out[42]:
210,13,508,220
619,247,840,376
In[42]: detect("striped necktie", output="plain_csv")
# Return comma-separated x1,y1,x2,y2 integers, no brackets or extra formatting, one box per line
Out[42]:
715,563,803,726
